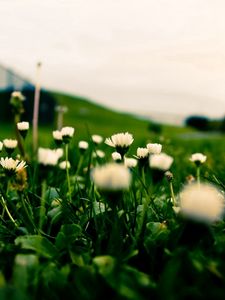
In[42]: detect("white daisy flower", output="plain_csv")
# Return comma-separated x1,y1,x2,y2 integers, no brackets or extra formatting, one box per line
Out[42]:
105,132,134,148
11,91,25,101
17,122,29,131
112,152,122,161
136,147,149,158
149,153,173,171
124,157,138,168
78,141,89,150
92,163,131,191
0,157,27,175
93,150,105,158
92,134,103,144
38,148,62,166
61,126,75,143
52,130,63,141
179,183,225,223
59,160,71,170
3,139,18,149
0,141,3,152
147,143,162,154
190,153,207,165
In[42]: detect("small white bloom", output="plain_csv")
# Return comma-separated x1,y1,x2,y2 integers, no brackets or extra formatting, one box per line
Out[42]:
59,160,71,170
11,91,25,101
3,139,18,149
93,150,105,158
136,147,149,158
38,148,62,166
61,126,75,138
0,157,27,173
112,152,122,161
92,163,131,191
92,134,103,144
190,153,207,164
179,183,225,223
147,143,162,154
105,132,134,148
52,130,63,141
79,141,89,150
124,157,138,168
0,141,3,152
149,153,173,171
17,122,29,131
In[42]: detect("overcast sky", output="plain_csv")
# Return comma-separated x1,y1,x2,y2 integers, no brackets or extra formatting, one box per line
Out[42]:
1,0,225,120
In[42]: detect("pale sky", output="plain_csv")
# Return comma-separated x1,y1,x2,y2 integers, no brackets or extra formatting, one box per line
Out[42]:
1,0,225,121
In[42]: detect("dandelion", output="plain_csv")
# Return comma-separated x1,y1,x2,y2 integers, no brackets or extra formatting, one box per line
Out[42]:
124,157,138,168
38,148,62,166
92,134,103,144
59,160,71,170
17,121,29,139
105,132,134,158
190,153,207,165
147,143,162,154
3,139,18,155
149,153,173,171
92,163,131,191
0,157,27,176
61,126,75,143
112,152,122,162
78,141,89,151
179,183,224,223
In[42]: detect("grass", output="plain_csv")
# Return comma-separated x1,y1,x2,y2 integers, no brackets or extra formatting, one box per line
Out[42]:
0,90,225,299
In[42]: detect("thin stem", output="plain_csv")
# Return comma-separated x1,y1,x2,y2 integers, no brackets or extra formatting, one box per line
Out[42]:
65,143,72,202
169,181,176,206
39,179,46,232
0,196,19,228
196,166,201,185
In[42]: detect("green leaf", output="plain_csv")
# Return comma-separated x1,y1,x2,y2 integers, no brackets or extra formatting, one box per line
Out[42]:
15,235,58,259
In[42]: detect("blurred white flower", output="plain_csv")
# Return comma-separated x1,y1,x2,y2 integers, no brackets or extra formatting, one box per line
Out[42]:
79,141,89,150
92,134,103,144
0,157,27,173
0,141,3,152
52,130,63,141
92,163,131,191
112,152,122,161
38,148,62,166
149,153,173,171
59,160,71,170
61,126,75,138
136,147,149,158
3,139,18,149
124,157,138,168
11,91,25,101
105,132,134,148
93,150,105,158
190,153,207,164
179,183,225,223
55,148,64,159
17,122,29,131
147,143,162,154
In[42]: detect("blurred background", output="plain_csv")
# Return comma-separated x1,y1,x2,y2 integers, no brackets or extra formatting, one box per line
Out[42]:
0,0,225,138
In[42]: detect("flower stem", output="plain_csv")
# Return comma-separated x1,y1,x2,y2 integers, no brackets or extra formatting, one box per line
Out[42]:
39,179,46,232
65,143,72,202
196,166,201,185
169,181,176,206
0,196,19,228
